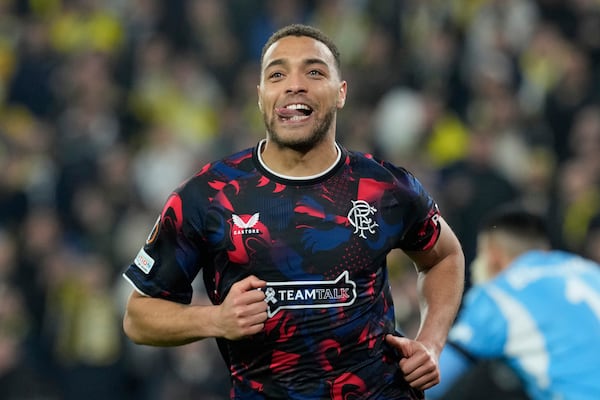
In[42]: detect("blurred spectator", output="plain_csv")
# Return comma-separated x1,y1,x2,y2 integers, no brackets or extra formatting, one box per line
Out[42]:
7,17,58,117
550,158,600,252
246,0,308,60
0,105,57,227
131,123,198,210
308,0,370,66
0,282,61,399
14,207,64,348
41,250,126,400
48,0,124,56
543,41,598,162
186,0,243,95
438,126,519,267
127,39,224,151
373,87,426,164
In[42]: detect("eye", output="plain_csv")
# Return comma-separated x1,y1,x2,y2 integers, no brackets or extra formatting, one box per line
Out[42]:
268,71,284,80
308,70,324,77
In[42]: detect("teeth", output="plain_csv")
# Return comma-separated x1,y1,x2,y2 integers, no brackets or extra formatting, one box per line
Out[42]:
285,104,311,110
289,115,308,121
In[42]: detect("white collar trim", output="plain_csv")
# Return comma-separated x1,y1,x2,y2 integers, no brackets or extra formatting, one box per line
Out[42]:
257,139,341,181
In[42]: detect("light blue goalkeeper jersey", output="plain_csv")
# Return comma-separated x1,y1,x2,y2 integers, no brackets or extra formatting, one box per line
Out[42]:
428,250,600,400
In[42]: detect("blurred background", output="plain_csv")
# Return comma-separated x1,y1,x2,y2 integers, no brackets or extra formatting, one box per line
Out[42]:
1,0,599,399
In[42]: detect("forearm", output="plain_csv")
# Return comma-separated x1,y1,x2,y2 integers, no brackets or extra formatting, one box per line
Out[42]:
407,217,465,355
414,250,464,355
123,292,221,346
385,237,464,392
123,276,268,346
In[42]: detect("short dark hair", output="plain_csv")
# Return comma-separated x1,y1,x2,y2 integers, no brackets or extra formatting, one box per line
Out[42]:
260,24,341,75
479,206,550,245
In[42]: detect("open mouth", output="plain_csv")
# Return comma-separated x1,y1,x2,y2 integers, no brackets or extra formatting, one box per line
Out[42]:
275,103,314,122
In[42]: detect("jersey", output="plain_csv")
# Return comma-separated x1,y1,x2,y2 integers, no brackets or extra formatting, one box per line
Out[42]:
445,250,600,400
123,141,441,399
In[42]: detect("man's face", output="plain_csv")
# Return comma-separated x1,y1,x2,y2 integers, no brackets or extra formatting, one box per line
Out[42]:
258,35,347,151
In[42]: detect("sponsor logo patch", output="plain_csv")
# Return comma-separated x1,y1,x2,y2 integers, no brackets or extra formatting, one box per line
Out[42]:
262,271,357,317
232,213,262,235
134,248,155,274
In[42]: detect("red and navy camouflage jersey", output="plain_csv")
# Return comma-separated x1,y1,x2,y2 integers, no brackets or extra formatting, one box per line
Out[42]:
123,141,441,399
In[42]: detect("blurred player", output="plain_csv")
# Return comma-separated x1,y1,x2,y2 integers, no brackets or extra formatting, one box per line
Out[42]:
427,207,600,400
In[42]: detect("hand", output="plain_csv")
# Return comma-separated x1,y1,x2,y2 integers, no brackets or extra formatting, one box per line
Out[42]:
214,275,268,340
385,334,440,390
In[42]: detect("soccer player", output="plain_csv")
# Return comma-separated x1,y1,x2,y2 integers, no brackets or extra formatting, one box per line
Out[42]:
427,207,600,400
122,24,465,399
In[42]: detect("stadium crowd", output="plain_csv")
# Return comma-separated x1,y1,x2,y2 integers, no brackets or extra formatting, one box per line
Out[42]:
0,0,599,399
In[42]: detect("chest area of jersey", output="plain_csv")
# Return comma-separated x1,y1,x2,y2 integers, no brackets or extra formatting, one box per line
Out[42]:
205,178,404,272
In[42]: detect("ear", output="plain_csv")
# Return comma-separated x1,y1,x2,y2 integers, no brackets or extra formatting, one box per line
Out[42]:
470,255,491,285
486,236,508,277
473,233,501,284
337,81,347,109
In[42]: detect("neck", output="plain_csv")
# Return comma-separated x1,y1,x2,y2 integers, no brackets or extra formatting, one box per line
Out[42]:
259,138,340,178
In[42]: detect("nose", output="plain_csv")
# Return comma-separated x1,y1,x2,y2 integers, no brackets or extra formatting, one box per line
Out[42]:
285,72,307,94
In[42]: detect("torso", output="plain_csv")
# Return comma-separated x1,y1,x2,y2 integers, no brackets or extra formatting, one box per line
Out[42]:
125,143,440,399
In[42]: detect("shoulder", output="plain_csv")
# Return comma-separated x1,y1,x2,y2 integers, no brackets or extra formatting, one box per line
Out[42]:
197,147,256,181
350,151,437,213
159,147,258,222
176,147,257,194
345,149,421,187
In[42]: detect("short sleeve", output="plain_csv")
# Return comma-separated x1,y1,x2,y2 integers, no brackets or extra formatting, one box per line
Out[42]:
385,164,441,251
123,191,205,304
448,286,508,359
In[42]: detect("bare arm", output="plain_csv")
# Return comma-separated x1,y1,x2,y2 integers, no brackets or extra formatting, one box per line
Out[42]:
386,216,465,390
409,216,465,355
123,275,269,346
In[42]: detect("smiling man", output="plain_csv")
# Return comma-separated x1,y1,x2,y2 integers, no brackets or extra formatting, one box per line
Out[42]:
258,30,345,160
122,24,465,399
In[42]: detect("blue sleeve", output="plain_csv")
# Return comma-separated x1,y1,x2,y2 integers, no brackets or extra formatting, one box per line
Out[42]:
448,285,508,358
425,285,508,400
426,343,473,399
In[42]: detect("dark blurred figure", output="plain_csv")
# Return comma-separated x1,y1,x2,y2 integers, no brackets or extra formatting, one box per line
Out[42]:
438,127,518,269
0,282,60,399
